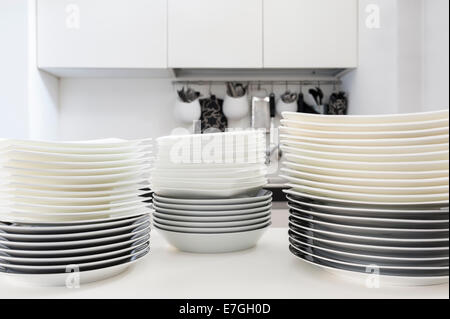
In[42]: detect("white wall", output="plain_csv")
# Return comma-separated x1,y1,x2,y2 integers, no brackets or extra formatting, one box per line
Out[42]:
423,0,449,111
0,0,29,138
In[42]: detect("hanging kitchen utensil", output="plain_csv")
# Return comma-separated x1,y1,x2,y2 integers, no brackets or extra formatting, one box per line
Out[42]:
200,83,228,133
298,83,319,114
328,91,348,115
251,83,270,132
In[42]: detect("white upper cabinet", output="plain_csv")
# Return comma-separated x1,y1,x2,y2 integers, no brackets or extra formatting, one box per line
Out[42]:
263,0,358,68
168,0,263,68
37,0,167,69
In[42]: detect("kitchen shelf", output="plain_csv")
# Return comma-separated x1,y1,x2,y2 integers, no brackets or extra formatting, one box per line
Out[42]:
1,227,447,298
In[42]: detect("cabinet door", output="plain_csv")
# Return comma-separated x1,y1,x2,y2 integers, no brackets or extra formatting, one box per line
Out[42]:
168,0,263,68
264,0,358,68
37,0,167,68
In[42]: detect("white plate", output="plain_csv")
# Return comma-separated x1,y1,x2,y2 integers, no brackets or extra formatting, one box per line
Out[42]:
0,213,150,234
0,198,146,213
284,189,449,209
279,134,449,147
1,163,152,177
1,250,148,287
155,224,269,253
0,205,152,223
154,203,272,217
283,161,448,180
0,239,149,265
1,143,151,155
153,161,265,170
289,228,449,255
282,175,449,196
154,220,271,234
281,167,449,188
153,215,271,228
153,183,267,199
151,174,267,185
152,198,272,211
289,245,449,286
0,233,150,257
151,177,267,191
1,178,149,191
0,157,151,170
287,184,449,204
289,221,449,245
0,138,152,149
280,126,449,140
157,130,265,144
285,153,449,172
153,210,271,222
282,110,449,124
289,236,449,263
0,226,150,249
151,165,267,179
280,118,449,132
280,145,449,162
0,244,149,272
281,139,449,155
286,195,449,218
289,213,448,235
153,189,272,205
0,219,150,241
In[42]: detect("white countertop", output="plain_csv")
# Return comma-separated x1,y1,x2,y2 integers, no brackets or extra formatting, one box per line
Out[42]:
1,227,448,299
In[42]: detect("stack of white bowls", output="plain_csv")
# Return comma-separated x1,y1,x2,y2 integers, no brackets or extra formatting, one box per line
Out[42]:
279,110,449,286
151,131,272,253
0,138,153,286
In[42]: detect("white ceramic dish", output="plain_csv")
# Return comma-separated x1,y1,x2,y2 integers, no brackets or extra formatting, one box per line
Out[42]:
0,138,152,149
0,250,149,287
151,174,267,185
153,220,271,234
280,118,449,132
0,240,149,265
157,130,264,143
0,219,150,241
0,245,150,272
0,233,150,257
151,165,267,178
280,145,449,163
155,224,269,253
289,245,449,286
286,195,448,218
152,183,267,199
282,175,449,196
0,205,152,223
282,110,449,124
1,164,152,177
284,189,449,209
281,167,449,188
285,153,449,172
0,157,151,170
289,236,449,263
289,228,449,255
0,226,150,249
152,198,272,211
154,203,272,217
289,221,449,245
280,126,449,140
153,210,271,223
283,161,448,180
151,177,267,191
0,213,150,234
153,215,271,228
281,139,449,155
153,161,265,170
153,190,272,205
289,214,448,235
279,134,449,147
287,184,449,204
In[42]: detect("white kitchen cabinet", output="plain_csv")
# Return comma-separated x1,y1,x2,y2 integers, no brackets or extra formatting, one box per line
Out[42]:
264,0,358,68
168,0,263,68
37,0,167,69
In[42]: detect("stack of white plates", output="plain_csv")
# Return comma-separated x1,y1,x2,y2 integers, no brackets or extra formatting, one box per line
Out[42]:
0,138,153,286
151,131,271,253
279,110,449,286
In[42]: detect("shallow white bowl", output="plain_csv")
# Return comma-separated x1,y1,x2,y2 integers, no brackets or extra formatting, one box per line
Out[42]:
153,215,271,228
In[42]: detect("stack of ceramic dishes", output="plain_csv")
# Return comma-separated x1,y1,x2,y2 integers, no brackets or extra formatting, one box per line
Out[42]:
0,138,153,286
279,110,449,286
151,131,272,253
